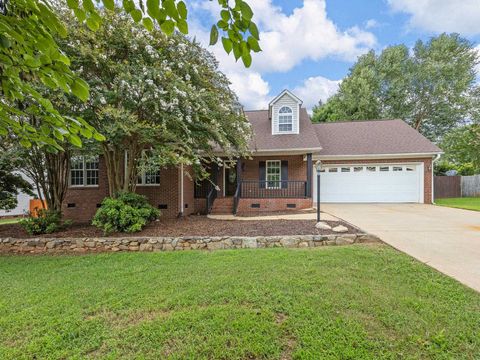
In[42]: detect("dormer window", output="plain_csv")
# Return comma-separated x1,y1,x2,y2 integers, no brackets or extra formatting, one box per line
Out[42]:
278,106,293,132
269,90,302,135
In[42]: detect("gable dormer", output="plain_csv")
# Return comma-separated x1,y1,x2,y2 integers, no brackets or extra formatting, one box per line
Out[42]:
269,90,302,135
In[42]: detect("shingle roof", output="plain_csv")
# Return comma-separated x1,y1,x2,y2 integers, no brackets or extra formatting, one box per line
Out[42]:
313,119,442,156
245,108,322,152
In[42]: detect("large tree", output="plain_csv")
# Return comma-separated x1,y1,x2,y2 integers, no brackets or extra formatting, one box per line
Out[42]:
441,124,480,173
312,34,479,140
60,10,252,196
0,0,259,149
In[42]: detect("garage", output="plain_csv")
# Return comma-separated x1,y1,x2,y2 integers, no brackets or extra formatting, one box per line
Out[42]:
312,163,424,203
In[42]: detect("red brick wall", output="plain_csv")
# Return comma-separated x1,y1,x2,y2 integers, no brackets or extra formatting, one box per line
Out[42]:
62,156,109,223
234,155,311,214
63,156,184,222
194,198,207,214
322,157,433,204
136,167,179,218
236,198,312,215
241,155,307,181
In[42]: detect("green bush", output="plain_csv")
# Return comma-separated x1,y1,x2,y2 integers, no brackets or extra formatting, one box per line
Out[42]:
20,209,71,235
92,192,159,234
435,161,476,176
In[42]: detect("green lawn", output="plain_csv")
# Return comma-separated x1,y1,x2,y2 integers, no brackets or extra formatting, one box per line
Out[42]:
0,218,21,225
436,197,480,211
1,245,479,359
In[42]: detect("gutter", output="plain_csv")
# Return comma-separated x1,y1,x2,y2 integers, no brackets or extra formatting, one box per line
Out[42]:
431,153,441,204
314,152,443,160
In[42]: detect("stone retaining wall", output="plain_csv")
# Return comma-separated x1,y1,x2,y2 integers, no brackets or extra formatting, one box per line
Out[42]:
0,234,380,254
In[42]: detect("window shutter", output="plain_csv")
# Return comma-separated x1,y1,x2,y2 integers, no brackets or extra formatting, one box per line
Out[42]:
259,161,266,189
281,160,288,189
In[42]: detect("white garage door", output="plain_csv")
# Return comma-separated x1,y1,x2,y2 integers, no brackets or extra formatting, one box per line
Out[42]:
312,164,423,203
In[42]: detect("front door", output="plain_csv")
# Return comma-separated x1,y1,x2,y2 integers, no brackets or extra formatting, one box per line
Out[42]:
225,167,237,196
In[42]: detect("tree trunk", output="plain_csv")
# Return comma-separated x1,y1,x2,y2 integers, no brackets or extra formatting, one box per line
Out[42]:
45,150,70,213
101,140,141,197
21,147,70,215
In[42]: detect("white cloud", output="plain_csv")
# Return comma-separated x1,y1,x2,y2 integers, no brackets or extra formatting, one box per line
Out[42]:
293,76,340,112
365,19,379,29
228,72,271,110
197,0,376,74
388,0,480,35
188,0,375,109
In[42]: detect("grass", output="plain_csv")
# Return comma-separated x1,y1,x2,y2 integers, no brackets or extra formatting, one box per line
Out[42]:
435,197,480,211
1,245,479,359
0,218,21,225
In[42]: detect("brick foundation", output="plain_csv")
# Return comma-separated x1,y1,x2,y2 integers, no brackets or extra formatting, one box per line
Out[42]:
63,157,195,222
236,198,312,215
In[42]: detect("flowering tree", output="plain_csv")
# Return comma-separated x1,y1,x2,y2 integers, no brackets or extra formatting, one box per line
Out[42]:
0,0,259,150
60,11,251,195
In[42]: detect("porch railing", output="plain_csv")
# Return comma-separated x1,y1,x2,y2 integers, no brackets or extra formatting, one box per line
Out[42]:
205,186,217,214
194,180,210,198
240,180,307,198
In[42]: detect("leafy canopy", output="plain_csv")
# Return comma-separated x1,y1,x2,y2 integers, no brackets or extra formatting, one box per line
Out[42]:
440,124,480,173
59,10,251,193
0,0,258,149
312,34,479,140
0,0,104,149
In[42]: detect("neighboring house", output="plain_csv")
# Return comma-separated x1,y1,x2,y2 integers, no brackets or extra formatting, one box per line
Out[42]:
0,172,33,218
63,90,442,221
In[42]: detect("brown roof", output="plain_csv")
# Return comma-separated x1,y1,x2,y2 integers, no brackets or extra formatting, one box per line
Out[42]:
245,108,322,152
313,119,442,156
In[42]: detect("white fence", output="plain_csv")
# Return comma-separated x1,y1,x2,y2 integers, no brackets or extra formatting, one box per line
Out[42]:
461,175,480,197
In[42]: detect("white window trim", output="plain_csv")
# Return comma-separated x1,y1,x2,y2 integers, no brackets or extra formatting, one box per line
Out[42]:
137,170,161,187
124,150,161,187
278,106,293,133
266,160,281,189
69,155,99,188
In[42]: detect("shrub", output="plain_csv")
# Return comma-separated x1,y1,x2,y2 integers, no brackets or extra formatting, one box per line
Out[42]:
92,192,159,234
20,209,71,235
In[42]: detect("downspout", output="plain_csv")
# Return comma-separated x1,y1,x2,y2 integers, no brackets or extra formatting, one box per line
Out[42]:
179,164,184,217
431,154,441,204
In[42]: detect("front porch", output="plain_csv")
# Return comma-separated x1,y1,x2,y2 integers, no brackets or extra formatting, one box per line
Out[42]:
195,154,314,215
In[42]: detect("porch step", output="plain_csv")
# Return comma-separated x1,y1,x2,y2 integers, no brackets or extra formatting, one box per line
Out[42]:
210,197,234,214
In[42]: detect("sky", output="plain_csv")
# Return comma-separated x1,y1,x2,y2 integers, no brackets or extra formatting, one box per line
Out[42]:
187,0,480,111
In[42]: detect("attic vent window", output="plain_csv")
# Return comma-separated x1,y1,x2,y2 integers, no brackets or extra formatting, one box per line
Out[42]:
278,106,293,132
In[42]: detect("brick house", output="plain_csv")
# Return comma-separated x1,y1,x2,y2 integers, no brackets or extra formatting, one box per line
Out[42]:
63,90,442,221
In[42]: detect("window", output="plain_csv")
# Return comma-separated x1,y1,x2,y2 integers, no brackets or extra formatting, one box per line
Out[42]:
353,166,364,172
138,168,160,185
406,166,415,172
278,106,293,132
328,167,338,173
379,166,389,172
125,151,161,186
70,156,99,186
366,166,376,172
393,166,403,172
341,167,351,172
266,160,281,188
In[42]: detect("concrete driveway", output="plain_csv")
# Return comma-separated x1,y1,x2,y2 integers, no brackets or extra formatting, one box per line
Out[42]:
323,203,480,292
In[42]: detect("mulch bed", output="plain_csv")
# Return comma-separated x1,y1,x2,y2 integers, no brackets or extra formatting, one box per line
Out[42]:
0,216,360,239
